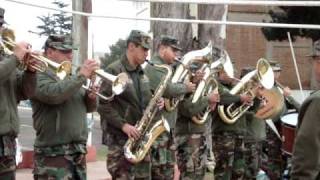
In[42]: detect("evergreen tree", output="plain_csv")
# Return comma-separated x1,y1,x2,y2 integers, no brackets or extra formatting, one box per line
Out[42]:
36,0,72,36
262,5,320,42
100,39,126,69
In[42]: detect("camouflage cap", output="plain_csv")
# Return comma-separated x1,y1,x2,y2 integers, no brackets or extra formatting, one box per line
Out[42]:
127,30,151,49
44,34,76,51
0,7,5,24
268,60,281,71
307,40,320,58
160,35,182,51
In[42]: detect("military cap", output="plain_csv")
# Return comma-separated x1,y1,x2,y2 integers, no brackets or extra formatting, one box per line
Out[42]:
307,40,320,58
268,60,281,71
44,34,76,51
160,35,182,51
0,7,6,24
127,30,151,49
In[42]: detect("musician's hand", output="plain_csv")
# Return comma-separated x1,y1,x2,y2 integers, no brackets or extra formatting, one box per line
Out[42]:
13,41,31,62
156,97,165,110
122,123,141,140
192,70,205,84
208,91,220,111
87,84,99,100
240,94,253,105
25,52,42,72
79,59,100,78
283,86,292,97
185,82,196,93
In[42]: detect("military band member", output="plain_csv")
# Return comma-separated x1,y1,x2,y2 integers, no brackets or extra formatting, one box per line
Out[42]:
98,30,158,179
0,7,36,179
291,40,320,179
30,34,99,179
212,67,263,180
262,60,301,180
144,35,196,179
175,74,219,180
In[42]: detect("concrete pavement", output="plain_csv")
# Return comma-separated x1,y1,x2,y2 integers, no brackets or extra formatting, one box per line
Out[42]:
17,161,111,180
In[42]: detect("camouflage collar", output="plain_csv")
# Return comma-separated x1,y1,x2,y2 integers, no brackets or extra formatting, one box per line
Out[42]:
121,55,143,73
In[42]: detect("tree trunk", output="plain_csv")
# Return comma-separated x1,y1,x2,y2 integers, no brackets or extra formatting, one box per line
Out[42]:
198,5,227,50
150,3,193,54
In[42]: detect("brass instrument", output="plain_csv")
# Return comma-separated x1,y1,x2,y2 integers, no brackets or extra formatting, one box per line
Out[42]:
191,65,219,124
124,63,172,164
0,29,72,79
83,70,129,101
218,58,274,124
164,42,213,112
255,82,285,120
191,50,234,124
192,50,234,104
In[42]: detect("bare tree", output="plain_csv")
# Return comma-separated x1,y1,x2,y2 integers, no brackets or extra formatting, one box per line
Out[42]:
151,3,193,54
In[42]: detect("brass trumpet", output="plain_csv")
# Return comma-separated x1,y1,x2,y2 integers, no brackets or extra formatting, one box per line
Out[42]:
83,69,129,101
0,29,72,80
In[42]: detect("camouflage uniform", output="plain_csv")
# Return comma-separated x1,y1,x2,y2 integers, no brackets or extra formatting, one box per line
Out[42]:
212,81,261,180
31,35,96,180
175,94,211,180
0,9,36,178
98,30,153,180
144,36,187,180
261,64,301,180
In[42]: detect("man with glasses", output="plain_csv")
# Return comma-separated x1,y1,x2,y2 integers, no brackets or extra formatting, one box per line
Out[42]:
144,35,196,179
0,7,37,179
99,30,162,179
30,34,99,179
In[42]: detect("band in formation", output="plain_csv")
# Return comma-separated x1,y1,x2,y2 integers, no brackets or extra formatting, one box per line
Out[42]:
0,6,319,180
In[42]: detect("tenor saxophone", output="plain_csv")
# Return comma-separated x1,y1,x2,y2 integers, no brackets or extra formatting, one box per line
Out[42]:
124,62,173,164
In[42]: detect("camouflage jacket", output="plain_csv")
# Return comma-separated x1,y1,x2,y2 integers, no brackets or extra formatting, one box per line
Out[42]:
98,55,153,144
31,67,96,151
175,94,211,134
291,90,320,180
144,55,189,129
0,54,36,136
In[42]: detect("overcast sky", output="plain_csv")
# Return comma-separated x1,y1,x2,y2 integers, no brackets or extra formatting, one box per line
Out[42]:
1,0,150,53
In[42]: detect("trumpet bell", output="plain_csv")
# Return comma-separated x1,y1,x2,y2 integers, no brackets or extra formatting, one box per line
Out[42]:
56,61,72,80
112,72,129,95
256,58,274,89
222,51,234,78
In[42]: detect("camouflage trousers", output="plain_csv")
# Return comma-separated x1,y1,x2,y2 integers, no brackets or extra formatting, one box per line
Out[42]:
213,133,261,180
261,124,284,180
0,136,17,180
175,133,207,180
107,138,151,180
33,153,87,180
150,132,175,180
